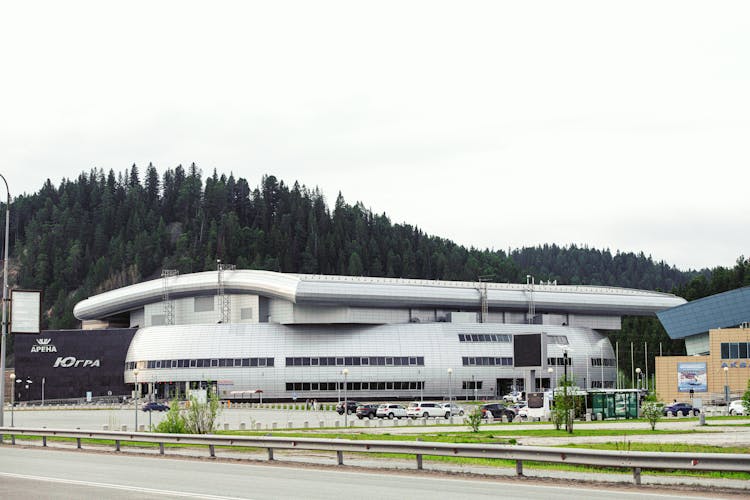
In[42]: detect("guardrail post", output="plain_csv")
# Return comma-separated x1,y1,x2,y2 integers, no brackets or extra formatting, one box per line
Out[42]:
77,438,81,449
416,454,423,470
115,440,120,452
11,434,15,445
267,448,274,461
159,442,165,455
42,436,47,447
633,467,641,485
516,460,523,476
337,450,344,465
209,444,215,458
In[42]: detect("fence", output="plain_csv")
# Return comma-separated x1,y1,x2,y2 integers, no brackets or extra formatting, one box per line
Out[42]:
2,426,748,485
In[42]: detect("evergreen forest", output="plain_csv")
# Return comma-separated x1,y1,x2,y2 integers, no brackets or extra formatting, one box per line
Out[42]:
4,164,749,379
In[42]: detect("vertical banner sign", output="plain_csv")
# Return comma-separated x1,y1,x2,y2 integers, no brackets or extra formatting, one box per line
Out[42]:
677,362,707,392
11,289,42,334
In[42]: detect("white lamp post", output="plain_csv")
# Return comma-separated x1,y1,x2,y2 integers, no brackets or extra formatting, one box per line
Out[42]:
547,367,554,390
133,369,139,431
635,367,641,391
447,368,453,402
724,366,730,415
342,368,349,427
9,373,15,426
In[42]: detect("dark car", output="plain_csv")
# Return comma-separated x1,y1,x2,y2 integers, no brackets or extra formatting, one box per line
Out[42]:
142,402,170,412
480,403,516,421
336,400,359,415
356,403,379,419
663,402,698,416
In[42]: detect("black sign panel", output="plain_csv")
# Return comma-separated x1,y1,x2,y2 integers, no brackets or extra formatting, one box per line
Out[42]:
14,329,136,401
513,333,542,367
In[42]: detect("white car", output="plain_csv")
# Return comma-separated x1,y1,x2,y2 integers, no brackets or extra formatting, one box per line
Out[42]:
406,401,451,419
376,404,407,419
440,402,465,416
729,400,746,416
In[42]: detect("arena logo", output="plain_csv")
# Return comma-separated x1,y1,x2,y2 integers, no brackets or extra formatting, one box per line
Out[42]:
53,357,101,368
30,338,57,353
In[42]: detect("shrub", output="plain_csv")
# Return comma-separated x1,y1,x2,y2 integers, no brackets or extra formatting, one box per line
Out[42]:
641,393,663,431
466,406,483,432
184,392,221,434
153,398,187,434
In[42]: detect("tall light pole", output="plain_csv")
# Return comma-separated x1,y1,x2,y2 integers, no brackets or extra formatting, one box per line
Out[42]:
447,368,453,402
547,367,554,390
133,369,139,431
0,174,10,427
342,368,349,427
9,373,15,426
562,346,572,433
635,367,641,391
724,366,730,415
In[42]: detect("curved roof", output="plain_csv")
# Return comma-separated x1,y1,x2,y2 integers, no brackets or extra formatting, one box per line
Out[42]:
74,270,686,321
657,286,750,339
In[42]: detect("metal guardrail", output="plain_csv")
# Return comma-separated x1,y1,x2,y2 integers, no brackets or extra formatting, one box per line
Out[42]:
2,427,749,485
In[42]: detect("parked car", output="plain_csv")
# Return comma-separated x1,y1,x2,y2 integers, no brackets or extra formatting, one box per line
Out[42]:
356,403,380,419
406,401,450,419
729,400,746,416
440,402,465,416
480,403,516,421
502,391,524,403
376,403,408,419
142,402,170,412
336,400,359,415
662,402,699,416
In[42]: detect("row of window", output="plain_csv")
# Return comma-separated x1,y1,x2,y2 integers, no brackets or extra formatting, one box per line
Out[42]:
125,358,274,370
721,342,750,360
458,334,511,343
590,358,616,367
462,381,482,389
462,357,513,366
285,356,424,367
547,357,572,366
286,381,425,392
125,355,618,371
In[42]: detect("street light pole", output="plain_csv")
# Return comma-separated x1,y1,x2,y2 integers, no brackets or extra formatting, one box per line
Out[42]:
9,373,14,426
342,368,349,427
447,368,453,402
0,174,11,427
635,367,642,391
547,367,554,390
724,366,730,415
133,369,139,431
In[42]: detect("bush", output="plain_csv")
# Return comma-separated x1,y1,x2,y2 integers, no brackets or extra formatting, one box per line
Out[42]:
466,407,483,432
153,398,187,434
184,392,221,434
641,393,663,431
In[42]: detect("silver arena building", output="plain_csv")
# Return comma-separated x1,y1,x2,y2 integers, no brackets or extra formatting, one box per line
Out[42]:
73,270,686,401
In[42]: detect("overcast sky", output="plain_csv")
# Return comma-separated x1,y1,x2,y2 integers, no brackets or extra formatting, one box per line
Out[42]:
1,1,748,271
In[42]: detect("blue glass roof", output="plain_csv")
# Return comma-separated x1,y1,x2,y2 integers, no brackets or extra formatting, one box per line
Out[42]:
657,286,750,339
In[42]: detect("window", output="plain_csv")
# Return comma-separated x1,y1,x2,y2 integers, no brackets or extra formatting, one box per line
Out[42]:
240,307,253,320
194,296,215,312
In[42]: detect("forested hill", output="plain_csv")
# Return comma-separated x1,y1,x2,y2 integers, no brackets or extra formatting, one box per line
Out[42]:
4,164,745,333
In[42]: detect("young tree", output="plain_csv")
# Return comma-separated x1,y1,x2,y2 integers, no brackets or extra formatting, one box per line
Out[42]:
466,406,483,433
184,392,221,434
641,392,663,431
742,379,750,415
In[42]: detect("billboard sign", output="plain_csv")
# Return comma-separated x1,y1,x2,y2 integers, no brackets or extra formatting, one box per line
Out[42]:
11,289,41,333
677,362,707,392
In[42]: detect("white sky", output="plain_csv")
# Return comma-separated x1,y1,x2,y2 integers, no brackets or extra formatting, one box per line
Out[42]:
1,1,748,271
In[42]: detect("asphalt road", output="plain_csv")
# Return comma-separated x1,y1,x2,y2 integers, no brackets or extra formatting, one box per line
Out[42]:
0,447,725,500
